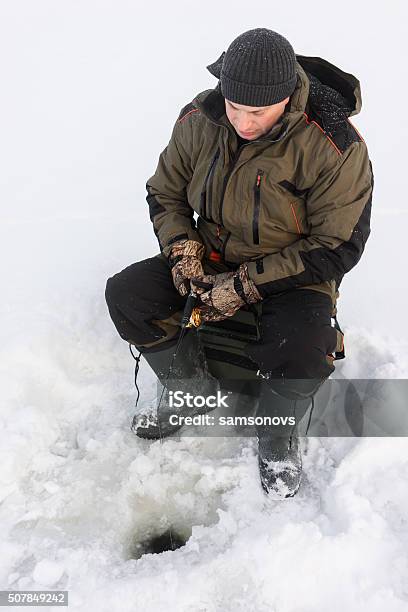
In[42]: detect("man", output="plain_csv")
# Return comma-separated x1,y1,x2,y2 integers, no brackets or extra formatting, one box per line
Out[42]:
105,28,373,498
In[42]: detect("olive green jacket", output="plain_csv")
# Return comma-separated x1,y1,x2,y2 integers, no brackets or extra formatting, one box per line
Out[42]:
146,55,373,307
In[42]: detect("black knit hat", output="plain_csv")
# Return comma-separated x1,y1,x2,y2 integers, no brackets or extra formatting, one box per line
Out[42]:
207,28,298,107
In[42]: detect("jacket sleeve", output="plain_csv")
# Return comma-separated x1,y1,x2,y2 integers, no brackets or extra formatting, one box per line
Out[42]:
246,140,374,296
146,110,203,258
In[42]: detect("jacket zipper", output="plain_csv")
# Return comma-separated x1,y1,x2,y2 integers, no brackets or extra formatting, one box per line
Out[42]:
200,148,220,220
218,147,242,226
221,231,231,262
253,170,264,245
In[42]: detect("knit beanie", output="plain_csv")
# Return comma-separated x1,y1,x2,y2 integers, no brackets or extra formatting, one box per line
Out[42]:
207,28,298,106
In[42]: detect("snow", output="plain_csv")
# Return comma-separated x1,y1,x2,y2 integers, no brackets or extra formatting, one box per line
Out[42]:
32,560,65,587
1,0,408,610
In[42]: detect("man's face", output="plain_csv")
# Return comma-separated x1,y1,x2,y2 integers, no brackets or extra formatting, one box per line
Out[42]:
225,96,290,140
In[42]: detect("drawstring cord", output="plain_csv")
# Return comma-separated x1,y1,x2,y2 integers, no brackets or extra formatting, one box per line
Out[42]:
289,399,297,449
129,344,142,409
305,395,315,436
289,394,315,448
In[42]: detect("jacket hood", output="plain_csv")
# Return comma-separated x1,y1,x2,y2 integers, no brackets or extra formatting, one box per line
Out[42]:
206,52,362,118
296,55,362,117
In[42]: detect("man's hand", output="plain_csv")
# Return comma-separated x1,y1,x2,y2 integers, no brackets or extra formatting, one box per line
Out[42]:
190,264,262,322
168,239,205,297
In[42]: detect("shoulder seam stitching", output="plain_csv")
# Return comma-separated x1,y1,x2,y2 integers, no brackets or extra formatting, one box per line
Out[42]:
178,108,200,123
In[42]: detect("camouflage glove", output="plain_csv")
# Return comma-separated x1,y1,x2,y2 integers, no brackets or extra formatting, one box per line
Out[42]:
190,263,262,322
168,239,205,297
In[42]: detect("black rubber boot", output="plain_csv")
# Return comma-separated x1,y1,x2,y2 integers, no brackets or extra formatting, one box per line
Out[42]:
257,431,303,498
255,380,321,498
131,330,219,439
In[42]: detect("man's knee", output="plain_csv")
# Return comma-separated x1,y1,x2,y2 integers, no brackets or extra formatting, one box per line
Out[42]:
105,256,185,347
273,326,337,382
246,325,336,380
105,258,156,312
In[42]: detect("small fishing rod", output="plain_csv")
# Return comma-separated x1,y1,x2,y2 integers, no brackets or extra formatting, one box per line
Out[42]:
155,290,202,551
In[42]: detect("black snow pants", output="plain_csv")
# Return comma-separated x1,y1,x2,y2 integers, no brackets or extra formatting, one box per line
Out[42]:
105,254,341,395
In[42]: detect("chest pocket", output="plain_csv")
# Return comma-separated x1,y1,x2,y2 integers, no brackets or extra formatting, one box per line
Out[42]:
278,180,309,236
249,172,309,246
